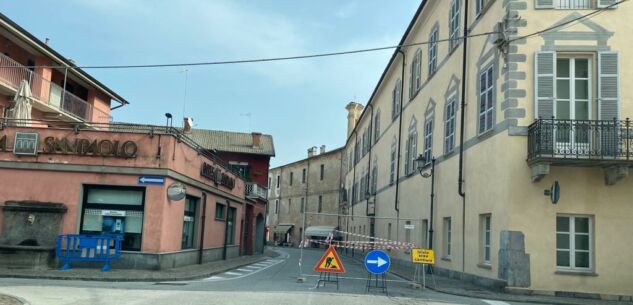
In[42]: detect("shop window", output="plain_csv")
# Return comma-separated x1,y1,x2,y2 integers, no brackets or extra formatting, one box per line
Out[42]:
181,196,198,250
215,203,226,220
80,185,145,251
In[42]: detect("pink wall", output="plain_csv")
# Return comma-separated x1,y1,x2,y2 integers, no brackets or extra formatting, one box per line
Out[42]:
0,126,245,253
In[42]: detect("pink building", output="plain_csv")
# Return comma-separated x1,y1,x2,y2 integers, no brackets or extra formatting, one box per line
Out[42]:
0,13,247,269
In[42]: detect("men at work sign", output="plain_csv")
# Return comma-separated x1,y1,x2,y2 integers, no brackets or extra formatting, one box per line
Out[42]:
314,246,345,273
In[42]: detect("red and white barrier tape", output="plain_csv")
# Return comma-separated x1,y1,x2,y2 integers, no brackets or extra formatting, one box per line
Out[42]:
334,229,415,249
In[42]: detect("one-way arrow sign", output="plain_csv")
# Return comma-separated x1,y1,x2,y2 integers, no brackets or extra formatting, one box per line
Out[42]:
138,176,165,185
364,250,391,275
366,257,388,268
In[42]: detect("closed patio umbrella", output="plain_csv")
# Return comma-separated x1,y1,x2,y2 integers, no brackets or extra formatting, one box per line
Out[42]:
11,80,33,127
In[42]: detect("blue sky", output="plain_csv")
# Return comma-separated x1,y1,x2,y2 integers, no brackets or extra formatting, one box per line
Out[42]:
0,0,419,167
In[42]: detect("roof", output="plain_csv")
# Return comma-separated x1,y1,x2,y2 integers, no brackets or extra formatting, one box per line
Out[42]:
0,12,128,105
269,146,344,171
188,129,275,156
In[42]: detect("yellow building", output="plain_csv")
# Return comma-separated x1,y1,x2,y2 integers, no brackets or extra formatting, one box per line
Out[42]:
341,0,632,299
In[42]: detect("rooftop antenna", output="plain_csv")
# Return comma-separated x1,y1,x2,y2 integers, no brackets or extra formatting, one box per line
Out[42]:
180,68,189,126
240,113,252,131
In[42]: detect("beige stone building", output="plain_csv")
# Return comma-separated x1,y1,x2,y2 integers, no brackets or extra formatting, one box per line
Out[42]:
340,0,632,299
267,146,342,246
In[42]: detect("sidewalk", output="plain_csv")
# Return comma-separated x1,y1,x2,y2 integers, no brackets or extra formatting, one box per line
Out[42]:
423,274,633,305
0,294,23,305
0,249,278,282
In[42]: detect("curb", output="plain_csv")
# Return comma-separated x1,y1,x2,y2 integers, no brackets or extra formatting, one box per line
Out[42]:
1,293,29,305
0,254,275,283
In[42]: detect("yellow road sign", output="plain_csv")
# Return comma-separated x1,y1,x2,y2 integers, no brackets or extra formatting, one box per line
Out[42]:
411,248,435,264
314,246,346,273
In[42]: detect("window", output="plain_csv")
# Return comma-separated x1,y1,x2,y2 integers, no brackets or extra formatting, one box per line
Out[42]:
444,97,457,153
537,0,616,9
371,166,378,194
555,57,591,123
276,175,280,188
405,118,418,175
300,197,304,213
268,177,271,188
228,162,250,180
423,117,434,165
374,111,381,144
226,207,237,244
318,196,323,213
388,223,392,241
181,196,198,249
275,200,279,214
476,0,484,17
302,168,306,183
557,215,593,270
289,172,293,186
428,27,438,77
80,186,145,251
443,217,452,258
288,199,292,213
478,65,495,134
216,203,226,219
392,79,402,120
480,214,491,264
390,137,397,184
320,164,325,180
409,49,422,99
405,221,412,243
449,0,460,51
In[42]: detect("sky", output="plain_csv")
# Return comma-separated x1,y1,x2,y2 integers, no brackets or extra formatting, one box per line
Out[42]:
0,0,420,167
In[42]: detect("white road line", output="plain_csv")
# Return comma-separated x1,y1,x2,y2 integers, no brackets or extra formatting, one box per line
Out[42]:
236,268,256,272
482,300,511,305
223,272,242,276
203,259,284,282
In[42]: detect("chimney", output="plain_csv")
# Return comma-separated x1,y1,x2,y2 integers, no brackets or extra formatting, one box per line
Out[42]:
183,117,193,133
308,146,317,157
320,145,326,154
252,132,262,148
346,102,364,138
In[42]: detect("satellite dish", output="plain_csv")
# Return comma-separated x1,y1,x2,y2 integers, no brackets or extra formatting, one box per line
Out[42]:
167,182,186,201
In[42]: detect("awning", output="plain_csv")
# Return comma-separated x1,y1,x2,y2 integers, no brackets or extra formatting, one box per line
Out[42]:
273,225,293,234
305,226,339,238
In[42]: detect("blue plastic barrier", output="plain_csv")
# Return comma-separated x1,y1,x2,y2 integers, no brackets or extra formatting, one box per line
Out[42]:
55,234,122,272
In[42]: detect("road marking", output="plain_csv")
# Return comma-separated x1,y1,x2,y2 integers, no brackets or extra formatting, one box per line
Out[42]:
202,259,285,282
236,268,256,272
223,272,242,276
482,300,511,305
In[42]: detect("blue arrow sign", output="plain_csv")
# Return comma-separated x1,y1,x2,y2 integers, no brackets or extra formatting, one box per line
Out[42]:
138,176,165,185
365,250,391,275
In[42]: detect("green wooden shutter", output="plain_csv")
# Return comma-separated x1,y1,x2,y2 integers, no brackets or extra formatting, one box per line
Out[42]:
409,63,414,100
598,0,619,8
534,51,556,119
535,0,554,9
404,138,410,175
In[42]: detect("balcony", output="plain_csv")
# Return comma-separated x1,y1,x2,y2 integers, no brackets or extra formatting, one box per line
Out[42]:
528,119,633,184
555,0,598,9
0,53,99,122
246,182,268,201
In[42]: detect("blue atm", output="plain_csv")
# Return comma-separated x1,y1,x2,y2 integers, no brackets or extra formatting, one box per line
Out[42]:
102,216,125,236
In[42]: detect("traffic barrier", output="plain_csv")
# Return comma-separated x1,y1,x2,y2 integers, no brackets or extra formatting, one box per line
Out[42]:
55,234,122,272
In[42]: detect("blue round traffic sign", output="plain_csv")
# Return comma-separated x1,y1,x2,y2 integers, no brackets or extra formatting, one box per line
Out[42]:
364,250,390,275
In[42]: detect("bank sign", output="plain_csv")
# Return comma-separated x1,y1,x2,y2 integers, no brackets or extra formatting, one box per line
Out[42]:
200,162,236,190
0,132,138,158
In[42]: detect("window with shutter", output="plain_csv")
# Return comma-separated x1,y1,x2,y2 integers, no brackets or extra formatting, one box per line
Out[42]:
597,0,619,8
598,52,620,157
415,49,422,90
534,0,555,8
404,138,410,175
535,52,556,119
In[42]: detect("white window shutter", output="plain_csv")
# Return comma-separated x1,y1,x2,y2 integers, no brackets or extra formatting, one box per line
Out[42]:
404,138,410,174
534,51,556,119
535,0,554,8
598,51,619,120
598,0,619,8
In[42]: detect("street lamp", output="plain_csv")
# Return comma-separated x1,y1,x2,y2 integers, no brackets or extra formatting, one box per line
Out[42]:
413,155,435,251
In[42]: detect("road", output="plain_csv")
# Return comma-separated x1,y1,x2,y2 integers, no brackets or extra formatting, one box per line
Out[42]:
0,247,546,305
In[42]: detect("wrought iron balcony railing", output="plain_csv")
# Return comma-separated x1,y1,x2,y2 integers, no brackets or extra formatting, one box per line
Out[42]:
527,118,633,165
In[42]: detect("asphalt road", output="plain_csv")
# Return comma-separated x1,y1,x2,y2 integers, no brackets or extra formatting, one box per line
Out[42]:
0,247,547,305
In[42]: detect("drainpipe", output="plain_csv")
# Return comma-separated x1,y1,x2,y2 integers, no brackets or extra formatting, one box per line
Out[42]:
394,49,406,241
223,199,231,260
365,104,375,243
458,0,470,275
198,192,207,264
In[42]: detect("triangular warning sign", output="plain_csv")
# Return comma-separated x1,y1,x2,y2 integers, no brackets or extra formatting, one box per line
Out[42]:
314,246,345,273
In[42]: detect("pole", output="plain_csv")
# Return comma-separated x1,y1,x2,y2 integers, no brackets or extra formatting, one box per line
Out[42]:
428,158,435,250
198,193,207,264
422,263,426,289
299,158,310,276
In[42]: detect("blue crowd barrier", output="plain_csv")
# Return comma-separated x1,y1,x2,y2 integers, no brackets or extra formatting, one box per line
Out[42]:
55,234,122,272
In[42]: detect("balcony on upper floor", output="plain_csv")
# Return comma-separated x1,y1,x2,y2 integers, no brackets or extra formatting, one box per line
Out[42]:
0,53,110,123
246,182,268,201
540,0,617,9
528,118,633,166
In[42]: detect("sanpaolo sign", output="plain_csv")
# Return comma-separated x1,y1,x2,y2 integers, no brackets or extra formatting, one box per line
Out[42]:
0,133,138,158
201,162,236,190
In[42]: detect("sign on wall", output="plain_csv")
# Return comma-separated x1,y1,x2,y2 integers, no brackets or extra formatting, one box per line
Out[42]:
13,132,38,155
201,162,236,189
0,132,138,158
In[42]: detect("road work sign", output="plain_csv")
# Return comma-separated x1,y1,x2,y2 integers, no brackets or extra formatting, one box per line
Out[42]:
411,248,435,264
314,246,346,273
364,250,390,275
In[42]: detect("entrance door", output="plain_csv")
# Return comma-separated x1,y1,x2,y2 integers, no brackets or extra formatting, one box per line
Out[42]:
254,214,265,254
555,57,591,155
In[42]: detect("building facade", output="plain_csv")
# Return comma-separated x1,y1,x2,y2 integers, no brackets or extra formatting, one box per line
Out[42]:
340,0,632,299
189,129,275,255
0,13,248,270
267,146,342,246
